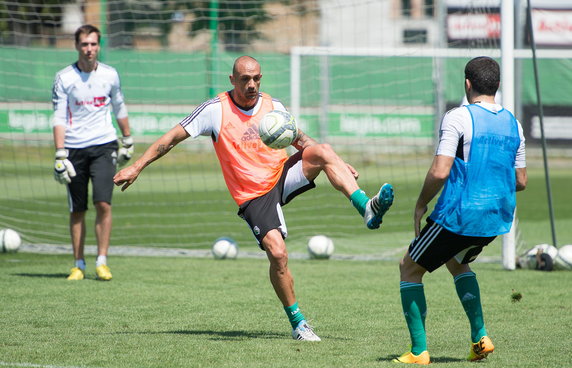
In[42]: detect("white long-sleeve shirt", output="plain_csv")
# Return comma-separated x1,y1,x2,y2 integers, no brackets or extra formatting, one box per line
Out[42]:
52,62,128,148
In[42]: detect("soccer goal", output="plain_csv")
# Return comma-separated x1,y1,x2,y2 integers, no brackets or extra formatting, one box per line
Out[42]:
0,0,569,265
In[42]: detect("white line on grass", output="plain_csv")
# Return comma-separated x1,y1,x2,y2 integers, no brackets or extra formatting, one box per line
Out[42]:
18,243,501,263
0,362,100,368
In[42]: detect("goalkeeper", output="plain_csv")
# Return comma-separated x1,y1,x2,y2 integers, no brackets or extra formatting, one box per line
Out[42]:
52,24,133,282
392,57,527,364
114,55,394,341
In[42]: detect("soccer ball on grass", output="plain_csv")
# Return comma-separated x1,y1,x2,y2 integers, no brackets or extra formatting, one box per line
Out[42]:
258,110,298,149
554,244,572,270
307,235,334,259
211,237,239,260
0,228,22,253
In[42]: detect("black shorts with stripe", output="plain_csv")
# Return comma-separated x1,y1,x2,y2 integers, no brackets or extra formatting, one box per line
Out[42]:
237,150,315,249
409,218,496,272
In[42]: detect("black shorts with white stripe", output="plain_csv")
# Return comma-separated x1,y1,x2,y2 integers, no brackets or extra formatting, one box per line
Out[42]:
237,150,315,249
408,218,496,272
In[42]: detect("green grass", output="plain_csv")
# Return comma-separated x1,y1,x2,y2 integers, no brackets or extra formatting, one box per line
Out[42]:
1,143,571,367
0,252,570,368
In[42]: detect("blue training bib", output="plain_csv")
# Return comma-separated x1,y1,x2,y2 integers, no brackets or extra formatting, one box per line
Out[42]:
430,104,520,237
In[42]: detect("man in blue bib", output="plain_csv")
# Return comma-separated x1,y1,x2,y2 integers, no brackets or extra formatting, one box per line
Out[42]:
393,57,528,364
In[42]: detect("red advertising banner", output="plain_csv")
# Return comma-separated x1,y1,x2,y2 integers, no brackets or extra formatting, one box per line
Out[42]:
532,9,572,46
447,13,501,40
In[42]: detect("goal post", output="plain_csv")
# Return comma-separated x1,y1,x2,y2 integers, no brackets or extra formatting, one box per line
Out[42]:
0,0,569,260
501,0,517,270
290,45,572,270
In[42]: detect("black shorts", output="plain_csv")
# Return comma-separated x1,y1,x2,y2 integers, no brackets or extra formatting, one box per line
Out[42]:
408,218,496,272
238,150,316,249
66,141,118,212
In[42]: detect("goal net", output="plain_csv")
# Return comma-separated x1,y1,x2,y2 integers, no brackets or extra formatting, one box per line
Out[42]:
0,1,569,263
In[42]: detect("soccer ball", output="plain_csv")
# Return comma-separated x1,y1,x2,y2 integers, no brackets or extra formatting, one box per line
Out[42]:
0,228,21,253
211,237,239,260
307,235,334,259
554,244,572,270
258,110,298,149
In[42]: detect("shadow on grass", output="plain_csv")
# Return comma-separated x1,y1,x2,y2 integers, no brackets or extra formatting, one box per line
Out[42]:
13,273,106,281
115,329,347,341
113,329,286,341
171,329,285,340
13,272,70,278
378,355,465,363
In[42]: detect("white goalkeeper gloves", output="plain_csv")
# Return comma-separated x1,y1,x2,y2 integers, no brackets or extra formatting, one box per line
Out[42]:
117,135,134,167
53,149,76,184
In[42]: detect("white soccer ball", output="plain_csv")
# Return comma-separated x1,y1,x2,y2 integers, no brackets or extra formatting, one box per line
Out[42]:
307,235,334,259
211,237,239,260
258,110,298,149
0,228,22,253
554,244,572,270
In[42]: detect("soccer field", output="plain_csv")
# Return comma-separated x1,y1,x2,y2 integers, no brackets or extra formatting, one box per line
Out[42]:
1,143,571,368
2,1,572,365
0,252,570,368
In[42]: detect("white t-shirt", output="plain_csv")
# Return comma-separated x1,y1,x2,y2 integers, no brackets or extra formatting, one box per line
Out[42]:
52,62,128,148
437,102,526,168
180,92,287,140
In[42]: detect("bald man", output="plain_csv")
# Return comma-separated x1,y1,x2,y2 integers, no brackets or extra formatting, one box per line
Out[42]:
114,56,394,341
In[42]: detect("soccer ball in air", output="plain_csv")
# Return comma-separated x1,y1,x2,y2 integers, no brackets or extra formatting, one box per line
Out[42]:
554,244,572,270
307,235,334,259
0,228,21,253
211,237,239,260
258,110,298,149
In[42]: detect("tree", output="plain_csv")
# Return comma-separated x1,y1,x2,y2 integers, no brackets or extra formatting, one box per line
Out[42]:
0,0,72,46
108,0,177,48
187,0,271,52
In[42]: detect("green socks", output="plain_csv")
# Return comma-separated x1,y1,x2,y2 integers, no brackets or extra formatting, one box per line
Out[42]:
399,273,486,354
350,189,369,217
284,302,306,329
400,281,427,355
454,272,487,343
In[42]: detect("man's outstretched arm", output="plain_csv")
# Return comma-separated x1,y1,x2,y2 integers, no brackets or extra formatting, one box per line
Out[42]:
113,124,190,191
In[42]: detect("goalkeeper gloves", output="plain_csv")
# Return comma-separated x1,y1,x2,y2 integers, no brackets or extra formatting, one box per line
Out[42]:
54,149,76,184
117,135,134,166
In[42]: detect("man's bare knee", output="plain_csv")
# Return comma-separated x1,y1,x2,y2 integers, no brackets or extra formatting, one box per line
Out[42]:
446,258,471,277
268,247,288,263
400,254,426,283
263,231,289,269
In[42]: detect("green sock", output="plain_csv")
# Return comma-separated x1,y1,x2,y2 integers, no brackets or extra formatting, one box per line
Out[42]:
284,302,306,329
350,189,369,217
454,272,487,343
400,282,427,355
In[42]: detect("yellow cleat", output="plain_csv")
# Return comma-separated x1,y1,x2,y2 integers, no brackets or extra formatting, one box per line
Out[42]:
468,336,494,361
95,264,112,281
392,351,430,365
67,267,85,281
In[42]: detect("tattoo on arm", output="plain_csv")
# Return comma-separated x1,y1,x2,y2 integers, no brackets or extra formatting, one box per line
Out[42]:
293,130,317,150
156,144,171,157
